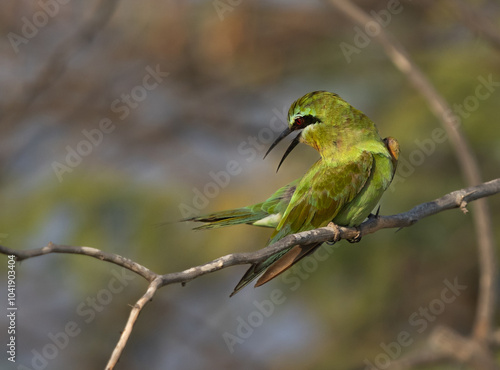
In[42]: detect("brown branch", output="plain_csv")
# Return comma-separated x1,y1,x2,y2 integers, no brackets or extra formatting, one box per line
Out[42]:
1,178,499,369
0,242,157,282
389,325,499,370
428,326,499,369
105,276,163,370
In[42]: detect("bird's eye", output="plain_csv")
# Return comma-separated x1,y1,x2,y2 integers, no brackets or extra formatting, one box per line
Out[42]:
292,115,319,129
294,117,305,127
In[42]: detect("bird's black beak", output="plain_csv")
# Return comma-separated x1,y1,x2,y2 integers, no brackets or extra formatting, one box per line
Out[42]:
263,127,302,172
276,132,301,172
264,127,292,159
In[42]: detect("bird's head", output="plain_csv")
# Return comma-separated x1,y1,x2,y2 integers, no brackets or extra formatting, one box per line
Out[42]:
265,91,348,171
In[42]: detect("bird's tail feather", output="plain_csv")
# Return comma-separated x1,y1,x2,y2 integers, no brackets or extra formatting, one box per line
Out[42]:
183,208,267,230
229,242,322,296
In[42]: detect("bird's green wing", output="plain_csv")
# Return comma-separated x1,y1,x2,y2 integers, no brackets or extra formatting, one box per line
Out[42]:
247,179,299,228
271,152,374,240
231,152,374,295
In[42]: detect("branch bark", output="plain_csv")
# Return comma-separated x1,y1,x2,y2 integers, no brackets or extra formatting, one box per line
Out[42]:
1,178,499,369
105,277,163,370
0,242,157,282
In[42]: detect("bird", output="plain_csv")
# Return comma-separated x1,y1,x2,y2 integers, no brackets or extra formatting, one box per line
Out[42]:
184,91,400,296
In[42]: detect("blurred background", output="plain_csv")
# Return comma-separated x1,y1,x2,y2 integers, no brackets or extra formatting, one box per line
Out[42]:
0,0,499,369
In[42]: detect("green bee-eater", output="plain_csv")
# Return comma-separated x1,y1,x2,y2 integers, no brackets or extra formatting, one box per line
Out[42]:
185,91,399,296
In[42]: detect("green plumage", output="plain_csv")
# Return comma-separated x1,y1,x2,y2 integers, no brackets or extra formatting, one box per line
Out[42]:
187,179,298,230
184,91,400,296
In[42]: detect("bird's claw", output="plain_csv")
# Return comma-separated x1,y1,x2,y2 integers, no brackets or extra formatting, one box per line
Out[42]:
368,205,381,220
347,228,362,243
326,222,341,245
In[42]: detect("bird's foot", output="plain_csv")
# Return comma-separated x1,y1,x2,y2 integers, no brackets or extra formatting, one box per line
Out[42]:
326,222,341,245
347,228,362,243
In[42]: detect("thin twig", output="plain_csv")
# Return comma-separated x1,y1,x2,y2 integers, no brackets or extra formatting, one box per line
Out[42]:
105,276,163,370
0,242,157,282
1,178,499,369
